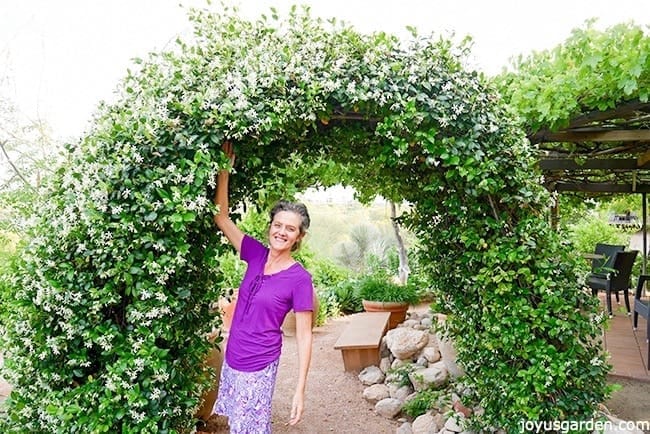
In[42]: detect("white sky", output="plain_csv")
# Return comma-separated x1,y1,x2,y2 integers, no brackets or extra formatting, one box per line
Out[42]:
1,0,649,141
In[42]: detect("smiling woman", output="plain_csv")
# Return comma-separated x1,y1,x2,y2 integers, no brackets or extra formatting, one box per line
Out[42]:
210,141,314,431
0,4,611,433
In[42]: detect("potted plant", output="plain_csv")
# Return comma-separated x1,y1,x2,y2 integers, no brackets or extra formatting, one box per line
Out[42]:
357,275,420,329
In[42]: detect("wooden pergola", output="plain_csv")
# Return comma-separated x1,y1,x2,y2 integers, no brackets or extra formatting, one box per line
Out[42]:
532,99,650,271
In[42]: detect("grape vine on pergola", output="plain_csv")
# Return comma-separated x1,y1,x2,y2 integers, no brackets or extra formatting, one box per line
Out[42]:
499,21,650,271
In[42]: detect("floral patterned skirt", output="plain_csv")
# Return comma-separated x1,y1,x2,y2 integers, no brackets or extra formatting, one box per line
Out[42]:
212,358,279,434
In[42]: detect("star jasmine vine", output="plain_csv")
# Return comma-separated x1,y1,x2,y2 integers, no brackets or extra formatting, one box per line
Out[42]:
0,4,611,433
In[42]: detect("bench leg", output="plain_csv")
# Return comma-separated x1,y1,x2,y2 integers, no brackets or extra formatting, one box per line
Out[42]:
340,349,381,372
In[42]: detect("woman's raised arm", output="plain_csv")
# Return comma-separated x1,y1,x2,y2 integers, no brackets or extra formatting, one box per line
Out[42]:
213,141,244,252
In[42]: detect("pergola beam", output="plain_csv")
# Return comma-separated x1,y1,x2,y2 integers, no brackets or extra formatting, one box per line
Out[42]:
551,182,650,193
566,100,650,129
532,129,650,143
538,158,647,170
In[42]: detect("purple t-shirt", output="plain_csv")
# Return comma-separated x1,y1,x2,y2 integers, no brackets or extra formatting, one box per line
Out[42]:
226,235,314,372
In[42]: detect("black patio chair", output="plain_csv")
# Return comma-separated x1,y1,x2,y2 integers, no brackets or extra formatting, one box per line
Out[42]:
587,250,638,317
590,243,626,277
633,274,650,369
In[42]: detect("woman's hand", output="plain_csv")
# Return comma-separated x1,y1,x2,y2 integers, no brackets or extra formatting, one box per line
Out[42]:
288,390,304,426
222,140,235,168
213,140,244,251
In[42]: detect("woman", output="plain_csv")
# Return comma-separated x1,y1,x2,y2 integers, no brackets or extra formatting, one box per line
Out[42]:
211,141,314,433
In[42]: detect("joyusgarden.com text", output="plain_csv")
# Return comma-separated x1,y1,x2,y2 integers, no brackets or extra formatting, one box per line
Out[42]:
519,419,650,433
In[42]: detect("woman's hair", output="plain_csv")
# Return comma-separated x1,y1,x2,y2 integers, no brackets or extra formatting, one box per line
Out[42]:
269,200,310,251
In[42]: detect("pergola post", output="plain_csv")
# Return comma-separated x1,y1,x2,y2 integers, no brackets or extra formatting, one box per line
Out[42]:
550,193,560,230
641,192,648,274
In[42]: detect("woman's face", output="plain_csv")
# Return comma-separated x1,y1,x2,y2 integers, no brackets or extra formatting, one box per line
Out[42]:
268,210,303,253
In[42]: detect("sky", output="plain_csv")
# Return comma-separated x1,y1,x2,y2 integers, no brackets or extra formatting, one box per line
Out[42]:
1,0,649,141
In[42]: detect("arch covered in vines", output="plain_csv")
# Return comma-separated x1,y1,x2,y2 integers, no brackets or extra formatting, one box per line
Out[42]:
0,6,610,433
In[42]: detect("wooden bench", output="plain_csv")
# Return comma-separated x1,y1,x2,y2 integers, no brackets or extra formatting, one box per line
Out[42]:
334,311,391,372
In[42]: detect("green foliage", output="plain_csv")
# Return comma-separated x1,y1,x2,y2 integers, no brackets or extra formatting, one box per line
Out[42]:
0,91,60,239
215,251,245,294
299,246,354,322
0,246,16,326
401,388,450,419
496,20,650,133
403,249,435,301
607,195,642,215
388,364,416,388
331,279,364,314
312,288,340,325
567,215,629,256
334,223,394,272
312,276,365,318
0,5,612,433
357,274,419,304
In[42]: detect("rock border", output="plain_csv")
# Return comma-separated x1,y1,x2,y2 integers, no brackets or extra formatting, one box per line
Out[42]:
357,310,645,434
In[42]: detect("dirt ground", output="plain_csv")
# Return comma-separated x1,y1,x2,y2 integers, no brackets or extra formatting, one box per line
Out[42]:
202,315,400,433
604,376,650,428
202,310,650,434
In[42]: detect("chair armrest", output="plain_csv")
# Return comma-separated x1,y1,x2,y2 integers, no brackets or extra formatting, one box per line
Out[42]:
635,275,650,299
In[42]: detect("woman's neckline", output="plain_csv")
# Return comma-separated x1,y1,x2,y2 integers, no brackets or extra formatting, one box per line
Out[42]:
263,250,298,276
263,261,298,277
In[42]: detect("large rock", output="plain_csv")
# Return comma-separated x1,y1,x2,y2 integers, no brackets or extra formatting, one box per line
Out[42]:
444,414,464,432
401,319,420,328
397,422,414,434
412,412,441,434
391,358,411,370
379,356,392,373
386,328,429,360
409,361,449,391
375,397,403,419
388,383,413,401
425,333,439,349
358,366,385,385
435,331,464,378
421,346,441,363
363,384,390,404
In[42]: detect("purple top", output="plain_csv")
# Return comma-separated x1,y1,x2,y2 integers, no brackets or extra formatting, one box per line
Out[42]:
226,235,314,372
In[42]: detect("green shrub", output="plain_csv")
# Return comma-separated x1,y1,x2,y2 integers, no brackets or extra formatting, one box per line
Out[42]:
298,250,350,290
314,289,341,325
401,389,450,419
333,280,364,314
357,274,420,304
388,364,416,388
567,215,628,256
215,251,245,295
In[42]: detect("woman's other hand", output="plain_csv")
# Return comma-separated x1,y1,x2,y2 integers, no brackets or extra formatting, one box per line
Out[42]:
288,390,304,426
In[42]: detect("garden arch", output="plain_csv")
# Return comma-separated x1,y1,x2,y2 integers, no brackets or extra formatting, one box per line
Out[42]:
0,6,612,433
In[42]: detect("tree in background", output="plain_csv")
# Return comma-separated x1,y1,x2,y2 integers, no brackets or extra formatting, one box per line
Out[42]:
0,73,59,239
390,201,410,284
0,73,59,324
334,223,393,272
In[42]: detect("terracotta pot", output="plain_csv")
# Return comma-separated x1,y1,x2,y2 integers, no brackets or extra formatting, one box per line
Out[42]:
218,290,238,332
361,299,409,330
195,340,224,422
